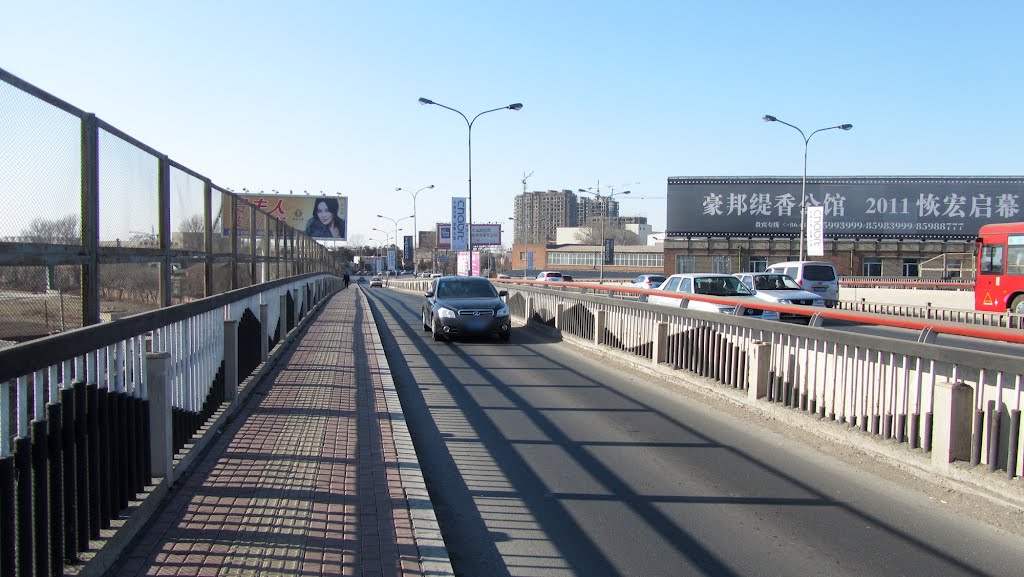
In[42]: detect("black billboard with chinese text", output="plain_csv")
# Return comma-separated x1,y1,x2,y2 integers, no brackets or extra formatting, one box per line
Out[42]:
667,177,1024,240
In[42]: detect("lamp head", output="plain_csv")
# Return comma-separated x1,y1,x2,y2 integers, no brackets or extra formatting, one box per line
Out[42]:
839,124,853,130
376,214,384,218
418,97,434,105
762,115,778,122
428,184,435,189
394,187,401,191
508,103,524,111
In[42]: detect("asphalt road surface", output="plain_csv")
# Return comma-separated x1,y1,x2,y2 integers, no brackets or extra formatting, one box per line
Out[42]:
363,286,1024,577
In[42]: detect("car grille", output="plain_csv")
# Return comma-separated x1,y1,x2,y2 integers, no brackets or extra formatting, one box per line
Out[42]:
458,309,494,317
791,299,815,306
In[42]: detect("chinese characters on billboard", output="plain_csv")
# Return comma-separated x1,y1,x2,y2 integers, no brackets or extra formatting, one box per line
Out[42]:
434,223,502,248
667,177,1024,240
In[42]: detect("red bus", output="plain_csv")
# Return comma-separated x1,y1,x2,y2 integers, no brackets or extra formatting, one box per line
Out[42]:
975,222,1024,313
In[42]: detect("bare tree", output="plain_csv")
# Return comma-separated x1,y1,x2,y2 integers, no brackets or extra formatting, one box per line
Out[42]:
22,214,79,244
177,214,205,250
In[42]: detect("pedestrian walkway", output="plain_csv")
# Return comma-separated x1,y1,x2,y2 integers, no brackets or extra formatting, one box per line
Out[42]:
109,287,452,576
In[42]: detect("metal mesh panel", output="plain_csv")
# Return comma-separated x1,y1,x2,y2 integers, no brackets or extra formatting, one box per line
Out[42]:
174,262,206,302
0,79,82,244
0,265,83,342
213,190,234,254
98,129,159,247
98,262,161,315
170,167,206,252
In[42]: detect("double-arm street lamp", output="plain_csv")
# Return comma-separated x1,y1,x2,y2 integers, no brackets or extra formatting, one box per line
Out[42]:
418,98,523,268
376,214,413,270
762,115,853,261
395,184,434,251
578,188,631,282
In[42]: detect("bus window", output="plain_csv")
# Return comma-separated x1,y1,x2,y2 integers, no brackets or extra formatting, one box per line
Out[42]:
980,245,1004,275
1009,235,1024,276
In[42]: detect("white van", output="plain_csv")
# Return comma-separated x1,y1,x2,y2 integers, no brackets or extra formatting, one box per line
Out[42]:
764,261,839,305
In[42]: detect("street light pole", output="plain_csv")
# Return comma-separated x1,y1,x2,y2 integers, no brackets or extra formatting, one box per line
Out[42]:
394,184,434,253
762,115,853,261
376,214,413,272
578,188,631,282
418,98,523,274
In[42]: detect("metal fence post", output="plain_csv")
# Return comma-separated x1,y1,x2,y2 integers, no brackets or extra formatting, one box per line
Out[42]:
145,352,174,483
555,303,565,330
594,310,605,346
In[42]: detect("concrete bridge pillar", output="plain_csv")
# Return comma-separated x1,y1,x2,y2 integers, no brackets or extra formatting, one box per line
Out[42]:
652,322,668,366
224,319,238,405
931,379,974,468
747,341,771,401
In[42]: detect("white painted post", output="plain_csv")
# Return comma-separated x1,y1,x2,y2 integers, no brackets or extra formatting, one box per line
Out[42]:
747,341,771,401
146,351,174,482
931,379,974,468
224,319,238,403
652,322,668,365
279,293,288,340
259,302,269,362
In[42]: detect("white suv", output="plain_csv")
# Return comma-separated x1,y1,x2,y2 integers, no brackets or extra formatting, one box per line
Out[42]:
647,273,780,320
535,271,565,281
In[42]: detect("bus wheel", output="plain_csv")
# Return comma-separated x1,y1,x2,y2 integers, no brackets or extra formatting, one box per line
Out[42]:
1012,295,1024,314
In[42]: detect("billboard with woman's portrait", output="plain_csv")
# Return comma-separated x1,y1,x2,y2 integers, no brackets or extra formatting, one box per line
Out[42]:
223,194,348,240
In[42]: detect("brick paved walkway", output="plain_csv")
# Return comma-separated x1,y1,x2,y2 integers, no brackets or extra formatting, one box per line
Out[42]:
111,287,451,576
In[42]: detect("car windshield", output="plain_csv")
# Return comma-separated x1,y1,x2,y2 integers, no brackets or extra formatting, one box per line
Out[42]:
648,275,666,283
753,274,801,291
694,276,752,296
436,280,498,299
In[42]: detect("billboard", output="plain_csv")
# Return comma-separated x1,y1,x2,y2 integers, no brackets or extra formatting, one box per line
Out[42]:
435,223,503,248
451,197,468,251
403,235,413,268
224,194,349,240
667,177,1024,240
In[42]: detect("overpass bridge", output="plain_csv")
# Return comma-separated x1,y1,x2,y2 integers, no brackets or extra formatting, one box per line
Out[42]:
2,275,1023,576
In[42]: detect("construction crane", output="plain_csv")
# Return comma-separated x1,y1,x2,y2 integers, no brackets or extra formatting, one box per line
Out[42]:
521,171,534,194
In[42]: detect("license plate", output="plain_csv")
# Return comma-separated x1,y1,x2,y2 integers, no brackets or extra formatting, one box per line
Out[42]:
813,287,827,293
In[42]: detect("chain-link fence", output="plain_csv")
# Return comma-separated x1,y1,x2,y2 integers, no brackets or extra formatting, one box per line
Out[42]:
0,67,342,345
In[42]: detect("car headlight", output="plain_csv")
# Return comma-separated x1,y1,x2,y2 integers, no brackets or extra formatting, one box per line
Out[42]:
777,299,792,304
495,303,510,317
716,306,735,314
812,299,825,306
438,307,457,319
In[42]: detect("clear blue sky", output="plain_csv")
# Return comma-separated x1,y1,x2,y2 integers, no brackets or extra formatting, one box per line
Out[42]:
3,1,1022,246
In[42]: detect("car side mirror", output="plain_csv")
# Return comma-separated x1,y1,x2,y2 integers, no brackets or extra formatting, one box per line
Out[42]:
498,290,508,297
424,291,434,298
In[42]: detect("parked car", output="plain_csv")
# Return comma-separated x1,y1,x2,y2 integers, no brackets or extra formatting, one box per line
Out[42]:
421,276,512,342
733,272,826,320
496,273,511,279
536,271,565,281
764,261,839,305
369,276,383,287
631,274,667,289
647,273,780,320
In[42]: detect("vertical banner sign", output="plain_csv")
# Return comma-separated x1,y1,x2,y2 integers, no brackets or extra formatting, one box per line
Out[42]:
457,251,470,276
806,206,825,257
375,257,382,274
471,251,481,276
451,197,468,251
603,239,615,265
388,249,396,273
403,235,413,269
526,251,535,271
